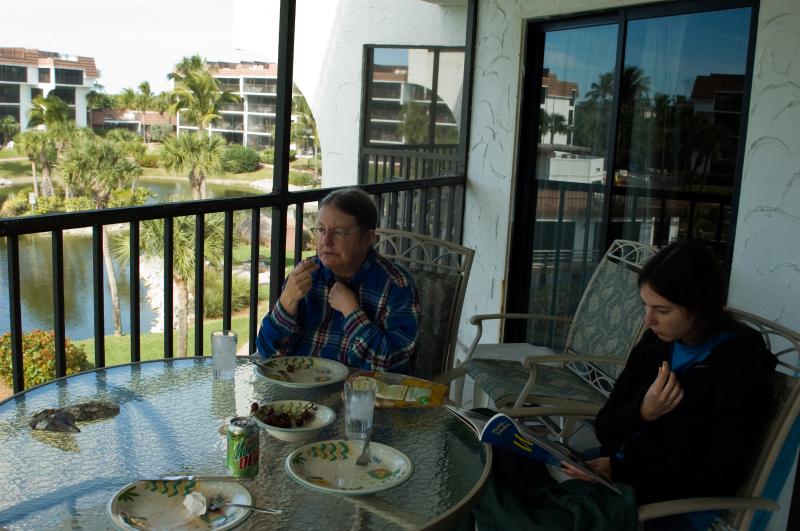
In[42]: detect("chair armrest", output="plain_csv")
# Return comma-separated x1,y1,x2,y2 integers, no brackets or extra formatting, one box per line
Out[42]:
464,314,572,364
638,496,779,522
501,405,602,418
521,355,626,368
469,313,572,326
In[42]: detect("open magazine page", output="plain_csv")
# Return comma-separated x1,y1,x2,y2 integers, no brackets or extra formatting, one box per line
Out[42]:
445,406,621,495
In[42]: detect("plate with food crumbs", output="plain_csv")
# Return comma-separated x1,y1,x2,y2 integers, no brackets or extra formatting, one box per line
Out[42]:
285,439,413,495
254,356,348,388
107,478,252,530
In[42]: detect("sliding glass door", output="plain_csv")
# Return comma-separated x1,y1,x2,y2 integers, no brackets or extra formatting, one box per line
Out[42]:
507,1,756,345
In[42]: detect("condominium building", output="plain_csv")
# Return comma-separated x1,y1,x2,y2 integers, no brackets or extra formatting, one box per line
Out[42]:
0,47,98,130
175,61,278,150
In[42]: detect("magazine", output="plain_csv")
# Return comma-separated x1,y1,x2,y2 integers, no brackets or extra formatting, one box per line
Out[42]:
445,405,621,495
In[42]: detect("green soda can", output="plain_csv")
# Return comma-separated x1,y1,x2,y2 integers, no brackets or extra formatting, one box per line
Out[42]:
226,416,259,477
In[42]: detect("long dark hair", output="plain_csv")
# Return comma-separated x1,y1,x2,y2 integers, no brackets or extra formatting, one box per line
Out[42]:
638,239,733,341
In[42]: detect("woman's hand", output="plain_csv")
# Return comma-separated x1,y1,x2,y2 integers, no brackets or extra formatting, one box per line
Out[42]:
640,361,684,421
279,260,320,316
329,282,359,316
561,457,612,481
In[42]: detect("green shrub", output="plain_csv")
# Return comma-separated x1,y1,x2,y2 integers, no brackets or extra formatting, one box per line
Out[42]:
289,171,319,187
149,124,173,143
0,329,91,389
203,274,252,318
135,152,161,168
259,148,296,164
0,190,32,217
34,195,65,214
63,196,95,212
222,144,261,173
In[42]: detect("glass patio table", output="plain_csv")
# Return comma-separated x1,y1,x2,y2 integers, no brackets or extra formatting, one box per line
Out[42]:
0,357,491,530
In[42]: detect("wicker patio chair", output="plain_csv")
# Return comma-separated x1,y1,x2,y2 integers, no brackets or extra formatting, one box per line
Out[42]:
374,228,474,380
448,240,656,428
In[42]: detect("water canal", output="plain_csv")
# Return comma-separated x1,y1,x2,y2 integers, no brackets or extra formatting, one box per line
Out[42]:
0,179,257,340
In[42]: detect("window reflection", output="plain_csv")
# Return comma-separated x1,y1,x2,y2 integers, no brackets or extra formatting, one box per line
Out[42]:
612,8,751,247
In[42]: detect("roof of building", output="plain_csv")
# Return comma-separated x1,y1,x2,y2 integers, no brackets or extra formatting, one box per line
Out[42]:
373,70,408,82
0,47,98,78
690,74,744,101
541,70,578,99
207,61,278,78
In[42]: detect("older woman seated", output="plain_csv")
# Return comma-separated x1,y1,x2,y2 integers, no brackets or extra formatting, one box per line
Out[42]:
256,187,420,373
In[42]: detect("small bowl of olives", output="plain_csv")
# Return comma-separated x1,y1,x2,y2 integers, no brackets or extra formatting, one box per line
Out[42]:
249,400,336,442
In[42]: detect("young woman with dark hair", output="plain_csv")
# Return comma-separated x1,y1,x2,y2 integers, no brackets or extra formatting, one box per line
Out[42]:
471,240,776,531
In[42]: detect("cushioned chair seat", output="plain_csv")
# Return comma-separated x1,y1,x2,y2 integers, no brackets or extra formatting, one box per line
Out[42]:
464,358,609,408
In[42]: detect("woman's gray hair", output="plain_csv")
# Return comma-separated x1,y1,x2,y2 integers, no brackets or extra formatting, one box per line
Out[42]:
319,187,378,231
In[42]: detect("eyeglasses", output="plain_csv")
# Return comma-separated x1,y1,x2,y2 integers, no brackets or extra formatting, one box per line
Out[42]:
309,226,361,240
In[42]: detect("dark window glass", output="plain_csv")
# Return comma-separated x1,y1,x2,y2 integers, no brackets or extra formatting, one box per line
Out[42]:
38,68,51,83
54,68,83,85
511,5,755,346
0,83,21,103
0,106,20,122
0,65,27,83
360,46,464,183
50,86,76,105
31,88,43,100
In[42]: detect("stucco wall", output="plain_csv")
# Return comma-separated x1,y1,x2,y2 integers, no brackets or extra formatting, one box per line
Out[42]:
729,1,800,527
298,0,466,187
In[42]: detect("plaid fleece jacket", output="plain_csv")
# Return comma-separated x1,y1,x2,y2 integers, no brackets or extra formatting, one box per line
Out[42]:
256,248,420,373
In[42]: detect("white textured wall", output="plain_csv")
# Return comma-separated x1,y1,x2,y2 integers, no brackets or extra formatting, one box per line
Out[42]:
729,1,800,528
296,0,466,187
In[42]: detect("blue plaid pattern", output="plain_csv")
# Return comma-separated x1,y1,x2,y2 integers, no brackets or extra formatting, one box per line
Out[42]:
256,248,420,373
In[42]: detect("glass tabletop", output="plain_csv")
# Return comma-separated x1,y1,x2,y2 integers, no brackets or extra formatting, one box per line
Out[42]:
0,357,490,530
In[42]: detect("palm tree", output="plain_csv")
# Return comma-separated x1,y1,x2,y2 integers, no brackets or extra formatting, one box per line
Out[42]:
28,95,72,129
586,71,614,104
291,92,320,176
60,135,143,336
14,129,57,197
171,69,240,137
548,113,570,145
0,115,19,146
136,81,155,140
168,54,207,82
160,132,226,199
114,212,224,357
117,88,137,111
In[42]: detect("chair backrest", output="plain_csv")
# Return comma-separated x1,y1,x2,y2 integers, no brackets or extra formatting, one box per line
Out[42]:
564,240,656,396
374,229,474,380
722,308,800,530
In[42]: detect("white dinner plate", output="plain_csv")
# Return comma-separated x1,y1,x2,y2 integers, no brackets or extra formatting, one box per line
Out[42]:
285,439,413,495
107,478,252,530
254,356,348,388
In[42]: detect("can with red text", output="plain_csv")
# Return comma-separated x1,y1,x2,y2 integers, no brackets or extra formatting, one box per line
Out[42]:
226,416,259,477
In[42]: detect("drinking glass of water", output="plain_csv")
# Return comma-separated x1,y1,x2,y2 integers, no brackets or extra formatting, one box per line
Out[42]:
344,378,377,440
211,330,237,380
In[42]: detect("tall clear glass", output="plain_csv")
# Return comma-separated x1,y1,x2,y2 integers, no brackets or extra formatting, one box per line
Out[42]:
211,330,237,380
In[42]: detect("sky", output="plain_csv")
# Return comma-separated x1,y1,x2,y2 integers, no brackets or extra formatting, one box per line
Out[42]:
544,6,752,101
2,0,282,93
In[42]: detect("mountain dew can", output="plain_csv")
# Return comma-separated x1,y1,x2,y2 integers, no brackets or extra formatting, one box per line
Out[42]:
226,416,259,477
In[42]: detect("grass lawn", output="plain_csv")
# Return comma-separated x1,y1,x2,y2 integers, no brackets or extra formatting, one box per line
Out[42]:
0,160,31,178
141,165,274,182
75,310,268,368
0,149,22,160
